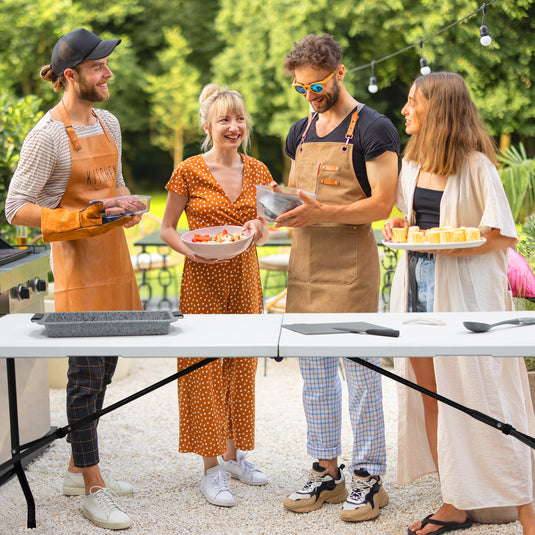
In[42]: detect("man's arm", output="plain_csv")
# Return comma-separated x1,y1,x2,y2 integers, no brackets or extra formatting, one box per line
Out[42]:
276,150,398,228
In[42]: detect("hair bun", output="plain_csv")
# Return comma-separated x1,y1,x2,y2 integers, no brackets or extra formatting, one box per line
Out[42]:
199,83,221,104
40,64,56,82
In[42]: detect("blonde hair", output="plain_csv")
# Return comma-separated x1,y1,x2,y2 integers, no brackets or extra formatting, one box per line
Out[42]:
199,84,252,153
404,72,497,175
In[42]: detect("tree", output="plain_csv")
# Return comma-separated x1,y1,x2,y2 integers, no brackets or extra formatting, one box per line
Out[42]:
146,28,202,167
0,93,43,232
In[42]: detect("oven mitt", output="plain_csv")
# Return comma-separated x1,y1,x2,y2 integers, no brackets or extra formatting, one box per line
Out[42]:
41,203,132,243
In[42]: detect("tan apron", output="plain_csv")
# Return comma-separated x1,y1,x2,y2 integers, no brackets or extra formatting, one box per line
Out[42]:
286,109,379,313
52,105,142,312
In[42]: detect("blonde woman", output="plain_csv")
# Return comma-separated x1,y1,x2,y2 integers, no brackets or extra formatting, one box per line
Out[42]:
384,72,535,535
160,84,271,507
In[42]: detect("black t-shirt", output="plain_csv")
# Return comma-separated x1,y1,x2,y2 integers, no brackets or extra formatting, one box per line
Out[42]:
284,105,400,197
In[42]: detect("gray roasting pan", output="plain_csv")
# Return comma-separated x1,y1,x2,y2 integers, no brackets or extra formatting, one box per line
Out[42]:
31,310,183,337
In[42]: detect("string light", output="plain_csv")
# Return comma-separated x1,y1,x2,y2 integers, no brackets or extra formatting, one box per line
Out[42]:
419,40,431,75
479,3,492,46
368,60,378,93
348,1,497,83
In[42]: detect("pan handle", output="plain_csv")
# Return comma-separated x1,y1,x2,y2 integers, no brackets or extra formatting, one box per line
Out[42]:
31,313,44,322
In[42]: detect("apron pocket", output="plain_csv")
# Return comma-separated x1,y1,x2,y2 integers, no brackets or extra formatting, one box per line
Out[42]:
289,226,359,285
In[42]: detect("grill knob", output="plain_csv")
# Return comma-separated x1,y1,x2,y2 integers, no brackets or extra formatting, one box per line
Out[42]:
33,278,47,292
18,285,31,300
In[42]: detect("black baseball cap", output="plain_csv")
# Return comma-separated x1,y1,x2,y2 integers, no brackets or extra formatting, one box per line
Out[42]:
50,28,121,76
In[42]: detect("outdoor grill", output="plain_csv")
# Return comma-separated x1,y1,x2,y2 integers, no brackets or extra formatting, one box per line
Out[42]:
0,237,52,483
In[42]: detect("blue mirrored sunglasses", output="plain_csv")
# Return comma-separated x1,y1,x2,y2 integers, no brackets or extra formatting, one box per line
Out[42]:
292,70,336,95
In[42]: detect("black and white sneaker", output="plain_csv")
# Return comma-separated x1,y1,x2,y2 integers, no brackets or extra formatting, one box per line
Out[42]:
283,462,348,513
340,467,389,522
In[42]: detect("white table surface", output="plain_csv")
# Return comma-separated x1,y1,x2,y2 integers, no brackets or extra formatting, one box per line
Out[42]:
0,313,283,358
279,311,535,358
1,310,534,359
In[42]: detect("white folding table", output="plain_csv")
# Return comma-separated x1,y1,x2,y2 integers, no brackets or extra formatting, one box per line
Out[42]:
2,310,535,528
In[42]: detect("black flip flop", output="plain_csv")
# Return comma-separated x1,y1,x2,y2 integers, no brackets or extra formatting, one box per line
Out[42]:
407,514,473,535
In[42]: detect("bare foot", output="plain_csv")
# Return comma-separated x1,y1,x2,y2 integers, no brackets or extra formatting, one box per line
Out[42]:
409,503,469,535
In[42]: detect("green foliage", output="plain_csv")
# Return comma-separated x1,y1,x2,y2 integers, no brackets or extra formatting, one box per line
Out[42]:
1,0,534,190
498,144,535,222
0,93,43,230
518,212,535,261
526,357,535,372
146,28,202,166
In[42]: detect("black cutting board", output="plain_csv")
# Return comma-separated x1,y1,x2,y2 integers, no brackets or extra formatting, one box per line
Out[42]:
283,322,391,335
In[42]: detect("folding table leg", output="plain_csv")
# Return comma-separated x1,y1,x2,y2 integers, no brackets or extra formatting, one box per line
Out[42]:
6,358,36,528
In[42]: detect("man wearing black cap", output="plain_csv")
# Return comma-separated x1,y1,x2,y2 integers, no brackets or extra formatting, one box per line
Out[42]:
6,28,141,530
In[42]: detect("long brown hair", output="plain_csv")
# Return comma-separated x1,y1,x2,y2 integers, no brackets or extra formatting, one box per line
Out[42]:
404,72,497,175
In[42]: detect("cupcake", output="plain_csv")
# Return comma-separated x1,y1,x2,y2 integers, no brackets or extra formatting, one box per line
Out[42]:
426,228,441,244
391,227,407,243
409,231,425,244
466,227,481,241
440,228,454,243
453,228,466,242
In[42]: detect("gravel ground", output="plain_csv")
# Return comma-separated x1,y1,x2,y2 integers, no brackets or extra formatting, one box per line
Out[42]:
0,357,524,534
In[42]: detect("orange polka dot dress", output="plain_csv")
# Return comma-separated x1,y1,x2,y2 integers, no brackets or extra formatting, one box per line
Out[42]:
165,153,272,456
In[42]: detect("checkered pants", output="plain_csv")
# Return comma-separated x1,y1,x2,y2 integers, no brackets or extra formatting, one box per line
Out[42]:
66,356,117,468
299,356,386,476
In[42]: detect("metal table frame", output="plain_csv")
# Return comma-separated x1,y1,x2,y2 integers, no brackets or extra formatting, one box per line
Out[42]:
2,310,535,528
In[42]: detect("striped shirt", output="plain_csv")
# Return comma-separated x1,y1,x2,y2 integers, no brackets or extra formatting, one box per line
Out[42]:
5,108,125,223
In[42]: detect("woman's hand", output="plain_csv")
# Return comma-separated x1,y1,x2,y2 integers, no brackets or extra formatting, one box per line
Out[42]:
382,216,408,240
243,217,269,246
269,180,282,192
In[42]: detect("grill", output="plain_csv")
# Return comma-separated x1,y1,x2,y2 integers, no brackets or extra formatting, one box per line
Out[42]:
0,237,52,483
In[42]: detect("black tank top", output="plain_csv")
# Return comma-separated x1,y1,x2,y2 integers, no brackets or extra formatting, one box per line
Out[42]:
413,186,443,229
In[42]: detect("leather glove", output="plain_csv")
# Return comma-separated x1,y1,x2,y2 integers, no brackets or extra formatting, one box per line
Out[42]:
41,202,132,243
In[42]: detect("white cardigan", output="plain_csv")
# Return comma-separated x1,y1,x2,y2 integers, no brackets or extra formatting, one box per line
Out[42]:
391,153,535,513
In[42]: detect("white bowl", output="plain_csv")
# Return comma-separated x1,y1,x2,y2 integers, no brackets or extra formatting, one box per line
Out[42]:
256,185,316,221
182,225,254,260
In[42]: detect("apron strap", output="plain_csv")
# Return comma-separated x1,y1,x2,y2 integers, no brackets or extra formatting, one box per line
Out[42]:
298,112,318,148
343,109,359,148
58,102,82,152
58,102,110,150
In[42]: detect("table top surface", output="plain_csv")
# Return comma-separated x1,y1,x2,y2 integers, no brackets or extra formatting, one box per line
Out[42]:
1,311,535,359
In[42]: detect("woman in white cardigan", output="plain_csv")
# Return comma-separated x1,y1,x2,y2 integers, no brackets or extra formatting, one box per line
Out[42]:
384,72,535,535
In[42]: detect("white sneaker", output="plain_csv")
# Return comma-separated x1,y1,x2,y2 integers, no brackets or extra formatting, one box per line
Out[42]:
83,486,131,530
200,466,236,507
63,470,133,496
218,450,268,485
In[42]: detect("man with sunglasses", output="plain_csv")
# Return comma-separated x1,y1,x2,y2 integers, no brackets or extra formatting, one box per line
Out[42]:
279,34,400,523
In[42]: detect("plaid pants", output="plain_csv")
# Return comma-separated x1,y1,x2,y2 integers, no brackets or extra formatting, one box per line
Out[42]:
66,356,117,468
299,356,386,476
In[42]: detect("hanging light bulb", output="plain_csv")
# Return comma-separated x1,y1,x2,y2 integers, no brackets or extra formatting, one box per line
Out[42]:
479,25,492,46
419,57,431,75
479,4,492,46
368,61,378,93
418,40,431,75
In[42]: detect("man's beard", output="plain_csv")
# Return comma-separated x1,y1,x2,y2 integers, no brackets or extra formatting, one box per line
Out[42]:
78,80,109,103
311,81,340,114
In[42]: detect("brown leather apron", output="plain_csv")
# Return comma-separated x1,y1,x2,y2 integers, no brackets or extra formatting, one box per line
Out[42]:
52,105,141,312
286,109,379,313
